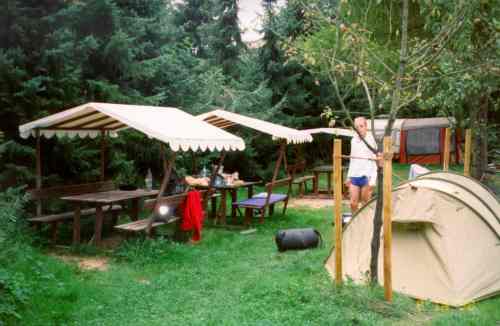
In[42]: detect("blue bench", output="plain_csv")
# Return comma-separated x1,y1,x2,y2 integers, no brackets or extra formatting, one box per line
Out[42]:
233,177,292,226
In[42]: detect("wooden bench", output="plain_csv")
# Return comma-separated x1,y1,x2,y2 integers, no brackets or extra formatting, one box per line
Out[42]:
233,177,292,226
114,190,207,236
27,181,122,244
287,160,316,197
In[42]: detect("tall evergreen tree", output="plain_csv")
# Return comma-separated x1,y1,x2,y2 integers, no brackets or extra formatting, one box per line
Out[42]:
174,0,213,58
259,0,323,127
210,0,244,77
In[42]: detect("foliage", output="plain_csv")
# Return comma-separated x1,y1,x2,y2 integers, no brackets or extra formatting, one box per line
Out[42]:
0,187,30,324
259,0,326,129
0,187,29,244
415,0,500,177
209,0,244,77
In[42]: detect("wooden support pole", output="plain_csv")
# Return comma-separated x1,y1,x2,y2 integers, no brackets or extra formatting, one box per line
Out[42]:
160,143,167,174
283,146,288,176
464,129,472,177
207,151,226,223
209,151,226,187
148,150,177,235
271,141,286,183
443,128,451,171
100,130,106,181
383,136,393,302
156,152,176,201
333,139,343,285
35,129,42,216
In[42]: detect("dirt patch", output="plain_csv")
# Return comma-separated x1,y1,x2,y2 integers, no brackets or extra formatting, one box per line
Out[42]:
137,278,151,285
98,234,125,249
50,254,109,272
288,197,350,209
77,257,109,271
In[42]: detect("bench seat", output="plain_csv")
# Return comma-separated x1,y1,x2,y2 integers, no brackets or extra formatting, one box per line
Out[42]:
27,205,122,224
235,194,287,208
114,216,180,232
113,191,206,236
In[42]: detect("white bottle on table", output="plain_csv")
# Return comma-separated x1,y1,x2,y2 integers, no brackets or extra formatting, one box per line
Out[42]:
145,169,153,190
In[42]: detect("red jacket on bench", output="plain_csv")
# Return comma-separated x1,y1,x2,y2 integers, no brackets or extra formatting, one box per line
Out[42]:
179,190,205,242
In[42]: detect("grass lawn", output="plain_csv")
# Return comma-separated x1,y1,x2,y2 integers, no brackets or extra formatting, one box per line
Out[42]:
6,164,500,325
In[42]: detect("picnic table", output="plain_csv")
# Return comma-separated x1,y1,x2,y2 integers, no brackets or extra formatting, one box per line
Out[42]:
196,181,261,225
312,165,333,195
312,165,348,195
62,189,158,245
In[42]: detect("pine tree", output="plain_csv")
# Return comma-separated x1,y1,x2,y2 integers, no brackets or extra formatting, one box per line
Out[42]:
174,0,213,58
210,0,244,77
259,0,323,128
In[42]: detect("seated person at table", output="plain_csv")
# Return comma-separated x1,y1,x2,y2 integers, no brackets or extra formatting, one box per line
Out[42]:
346,117,379,213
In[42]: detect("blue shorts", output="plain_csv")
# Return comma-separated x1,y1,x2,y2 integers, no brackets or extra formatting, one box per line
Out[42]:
350,176,368,187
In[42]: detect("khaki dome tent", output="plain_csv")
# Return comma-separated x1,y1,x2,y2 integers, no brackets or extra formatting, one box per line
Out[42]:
325,172,500,307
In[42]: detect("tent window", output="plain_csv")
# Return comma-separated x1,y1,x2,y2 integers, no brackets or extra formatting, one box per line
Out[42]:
406,127,441,155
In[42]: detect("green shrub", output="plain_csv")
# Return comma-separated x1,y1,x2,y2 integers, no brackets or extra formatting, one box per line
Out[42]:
0,187,31,324
113,237,175,266
0,187,29,245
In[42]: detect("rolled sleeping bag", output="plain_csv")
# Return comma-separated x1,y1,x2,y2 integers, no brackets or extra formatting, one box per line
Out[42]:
275,228,322,252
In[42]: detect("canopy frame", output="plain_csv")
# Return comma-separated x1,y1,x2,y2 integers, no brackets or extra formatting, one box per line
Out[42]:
24,103,245,220
197,110,311,183
197,109,313,144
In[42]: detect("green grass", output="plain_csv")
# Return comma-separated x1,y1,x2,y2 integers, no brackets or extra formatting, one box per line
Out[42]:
3,164,499,325
3,204,499,325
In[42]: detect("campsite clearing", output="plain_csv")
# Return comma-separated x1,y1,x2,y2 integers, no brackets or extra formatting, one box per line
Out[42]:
11,169,500,325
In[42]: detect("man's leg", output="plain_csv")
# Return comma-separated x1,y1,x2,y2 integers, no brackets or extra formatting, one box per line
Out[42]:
349,183,361,213
360,185,374,205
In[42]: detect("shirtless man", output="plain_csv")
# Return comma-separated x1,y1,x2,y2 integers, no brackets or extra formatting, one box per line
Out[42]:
346,117,379,213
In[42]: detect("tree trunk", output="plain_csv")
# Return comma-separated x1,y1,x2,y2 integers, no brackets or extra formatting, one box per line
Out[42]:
369,165,384,282
472,94,489,180
369,0,409,283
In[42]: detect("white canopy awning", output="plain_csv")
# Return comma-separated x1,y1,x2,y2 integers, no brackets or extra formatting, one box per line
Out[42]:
196,109,313,144
19,103,245,152
302,128,354,138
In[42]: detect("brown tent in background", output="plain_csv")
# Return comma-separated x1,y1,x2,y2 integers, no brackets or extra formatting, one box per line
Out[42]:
325,172,500,307
368,118,460,165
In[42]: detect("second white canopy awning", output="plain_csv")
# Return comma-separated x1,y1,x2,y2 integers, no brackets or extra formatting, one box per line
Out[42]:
196,109,313,144
302,128,355,137
19,102,245,152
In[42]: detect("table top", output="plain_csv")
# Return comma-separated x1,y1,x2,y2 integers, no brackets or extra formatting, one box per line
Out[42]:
61,189,159,204
196,180,261,190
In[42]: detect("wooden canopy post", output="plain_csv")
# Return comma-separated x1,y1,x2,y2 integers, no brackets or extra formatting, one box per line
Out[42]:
209,151,226,187
100,129,106,181
271,141,286,183
443,128,451,171
35,129,42,216
333,138,342,285
191,151,198,175
464,129,472,177
206,150,226,209
160,143,167,174
383,136,393,302
283,145,288,176
147,150,177,235
156,152,176,199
